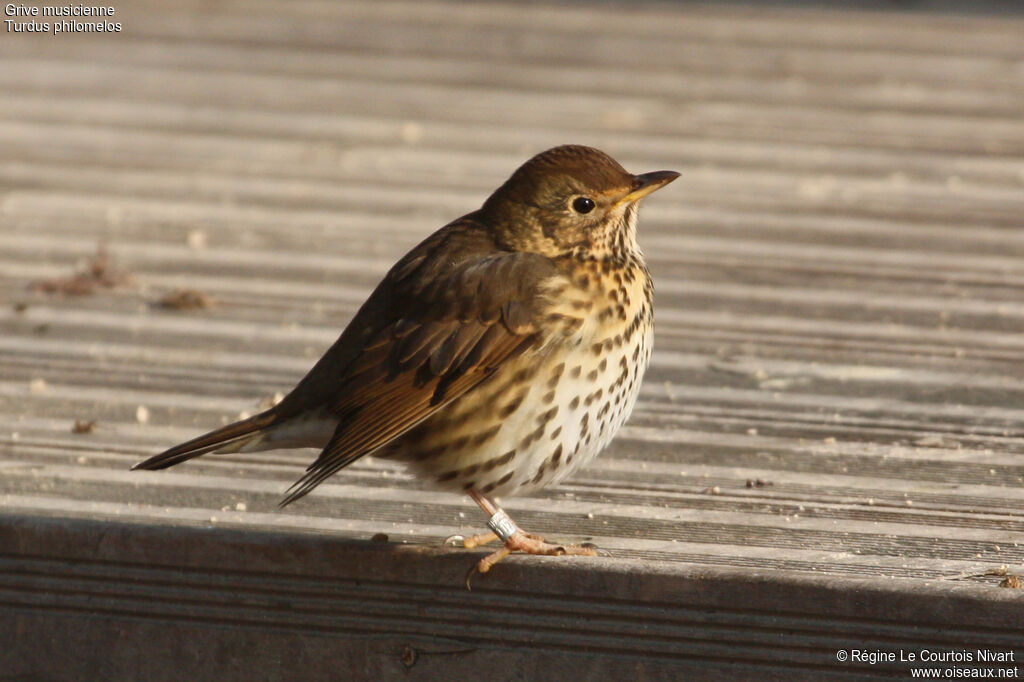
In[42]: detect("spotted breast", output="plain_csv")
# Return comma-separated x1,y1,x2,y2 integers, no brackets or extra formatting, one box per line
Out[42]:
387,250,653,498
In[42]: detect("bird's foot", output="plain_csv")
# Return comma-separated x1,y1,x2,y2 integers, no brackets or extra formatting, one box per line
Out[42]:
461,490,597,589
476,530,597,573
464,530,597,589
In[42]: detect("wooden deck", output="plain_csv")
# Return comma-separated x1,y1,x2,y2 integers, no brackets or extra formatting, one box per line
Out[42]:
3,1,1024,679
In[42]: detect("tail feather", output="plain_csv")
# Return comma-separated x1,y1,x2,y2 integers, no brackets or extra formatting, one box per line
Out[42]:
132,411,277,471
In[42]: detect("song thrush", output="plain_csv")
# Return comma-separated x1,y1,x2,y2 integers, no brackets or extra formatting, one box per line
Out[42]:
133,145,678,577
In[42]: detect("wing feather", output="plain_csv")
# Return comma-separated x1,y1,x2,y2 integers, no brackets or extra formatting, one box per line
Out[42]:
278,234,558,506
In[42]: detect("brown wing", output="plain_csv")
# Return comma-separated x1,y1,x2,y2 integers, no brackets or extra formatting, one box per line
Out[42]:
279,220,559,505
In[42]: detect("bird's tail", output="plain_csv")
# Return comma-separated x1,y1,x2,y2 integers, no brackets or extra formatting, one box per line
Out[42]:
131,411,278,471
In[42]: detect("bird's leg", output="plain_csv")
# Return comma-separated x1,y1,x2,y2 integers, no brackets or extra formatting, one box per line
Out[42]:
465,491,597,575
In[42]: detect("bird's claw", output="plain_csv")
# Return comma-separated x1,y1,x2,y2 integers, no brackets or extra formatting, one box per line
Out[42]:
443,534,466,547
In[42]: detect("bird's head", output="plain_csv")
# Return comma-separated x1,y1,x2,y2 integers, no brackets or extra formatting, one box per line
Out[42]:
482,145,679,260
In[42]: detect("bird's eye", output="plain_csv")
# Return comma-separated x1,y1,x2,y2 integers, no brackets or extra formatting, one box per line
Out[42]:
572,197,595,214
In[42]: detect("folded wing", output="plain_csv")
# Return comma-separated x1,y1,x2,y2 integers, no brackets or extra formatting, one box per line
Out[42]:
279,234,558,505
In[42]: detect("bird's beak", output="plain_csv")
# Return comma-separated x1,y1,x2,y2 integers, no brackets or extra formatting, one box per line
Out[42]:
614,170,680,207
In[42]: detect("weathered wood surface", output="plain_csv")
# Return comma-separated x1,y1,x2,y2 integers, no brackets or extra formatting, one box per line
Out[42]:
2,1,1024,679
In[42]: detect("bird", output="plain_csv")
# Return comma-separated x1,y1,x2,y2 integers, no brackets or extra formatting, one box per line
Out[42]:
133,145,679,578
